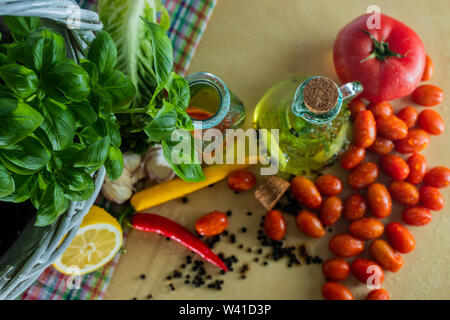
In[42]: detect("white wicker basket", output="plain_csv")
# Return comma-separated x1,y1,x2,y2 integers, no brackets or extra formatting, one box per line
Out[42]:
0,0,105,300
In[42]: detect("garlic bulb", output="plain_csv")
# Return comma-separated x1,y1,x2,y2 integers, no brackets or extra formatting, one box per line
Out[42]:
101,152,143,204
144,145,175,183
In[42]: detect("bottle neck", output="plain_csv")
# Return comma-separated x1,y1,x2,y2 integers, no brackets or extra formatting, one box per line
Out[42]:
186,72,230,129
291,76,362,125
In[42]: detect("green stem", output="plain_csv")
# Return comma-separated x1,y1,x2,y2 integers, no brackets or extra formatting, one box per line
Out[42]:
112,108,147,114
360,29,405,63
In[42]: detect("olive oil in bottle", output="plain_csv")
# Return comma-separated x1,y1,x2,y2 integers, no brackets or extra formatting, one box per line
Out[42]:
253,76,363,175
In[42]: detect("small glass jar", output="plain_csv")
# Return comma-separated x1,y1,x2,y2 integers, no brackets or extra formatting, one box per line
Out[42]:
186,72,246,130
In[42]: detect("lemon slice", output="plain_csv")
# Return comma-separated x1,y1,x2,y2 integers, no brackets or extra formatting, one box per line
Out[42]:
53,206,123,275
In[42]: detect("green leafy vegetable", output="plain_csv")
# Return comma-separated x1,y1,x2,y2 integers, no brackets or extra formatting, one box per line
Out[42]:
74,137,110,173
98,0,170,105
0,99,43,147
0,20,135,226
44,60,90,103
144,101,177,142
39,99,76,151
142,18,173,99
0,163,15,198
34,181,68,226
104,145,124,180
3,16,40,37
0,64,38,98
87,30,117,74
0,136,50,175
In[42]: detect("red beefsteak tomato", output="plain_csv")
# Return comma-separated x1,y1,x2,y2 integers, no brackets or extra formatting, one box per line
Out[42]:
333,14,425,103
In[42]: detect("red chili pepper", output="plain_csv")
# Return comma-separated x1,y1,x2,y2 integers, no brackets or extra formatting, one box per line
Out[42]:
132,213,228,271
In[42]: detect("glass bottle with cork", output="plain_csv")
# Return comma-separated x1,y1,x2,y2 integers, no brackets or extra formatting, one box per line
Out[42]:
253,76,363,175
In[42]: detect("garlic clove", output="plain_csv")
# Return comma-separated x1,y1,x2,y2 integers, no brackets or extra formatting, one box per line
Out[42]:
144,145,175,183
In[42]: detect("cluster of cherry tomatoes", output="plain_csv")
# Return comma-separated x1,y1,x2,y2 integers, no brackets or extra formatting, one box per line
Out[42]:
291,59,448,299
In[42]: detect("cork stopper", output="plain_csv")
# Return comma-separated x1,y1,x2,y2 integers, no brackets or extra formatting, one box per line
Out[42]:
303,77,339,114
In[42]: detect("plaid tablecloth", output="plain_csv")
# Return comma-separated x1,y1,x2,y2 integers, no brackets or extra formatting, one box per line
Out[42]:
20,0,217,300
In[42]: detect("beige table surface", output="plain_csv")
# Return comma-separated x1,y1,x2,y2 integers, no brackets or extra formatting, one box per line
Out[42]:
105,0,450,300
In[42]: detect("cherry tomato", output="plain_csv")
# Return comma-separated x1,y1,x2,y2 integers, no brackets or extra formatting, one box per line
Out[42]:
406,153,427,185
354,110,377,148
320,196,343,226
367,183,392,218
349,217,384,240
315,174,343,196
322,282,353,300
370,239,404,272
412,84,444,107
396,106,418,129
421,54,434,81
264,210,286,241
322,258,350,281
368,101,394,117
418,109,445,135
341,145,366,170
419,186,444,211
291,176,322,209
228,170,256,192
389,181,419,206
424,166,450,188
351,258,384,284
366,288,390,300
329,234,364,257
386,222,415,254
344,194,367,221
380,154,410,181
395,129,430,154
348,162,379,189
368,137,394,155
402,206,432,226
296,211,325,238
348,98,366,120
195,211,228,236
376,115,408,140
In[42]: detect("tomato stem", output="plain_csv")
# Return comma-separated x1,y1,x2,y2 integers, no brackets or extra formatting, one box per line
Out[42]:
360,30,405,63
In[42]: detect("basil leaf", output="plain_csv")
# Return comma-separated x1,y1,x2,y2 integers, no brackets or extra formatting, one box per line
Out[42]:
0,84,16,99
176,109,194,131
73,137,110,173
104,146,124,181
167,72,190,110
35,181,68,226
40,99,76,151
12,29,66,74
103,116,121,147
68,100,98,126
80,59,99,85
0,173,37,203
57,169,93,192
63,177,95,202
88,30,117,75
92,70,135,111
161,138,205,183
0,99,43,147
0,136,50,175
0,64,38,98
144,101,177,142
0,163,15,198
44,60,90,103
3,16,40,37
142,19,173,90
